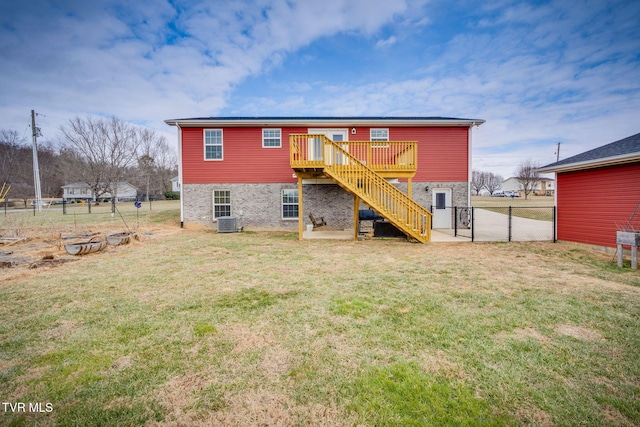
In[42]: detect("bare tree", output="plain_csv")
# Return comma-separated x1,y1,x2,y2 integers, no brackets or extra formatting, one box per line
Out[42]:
485,172,504,196
515,159,541,200
471,170,487,195
136,128,173,201
472,170,504,196
0,130,25,184
153,137,177,193
60,116,140,205
0,130,33,206
36,141,65,198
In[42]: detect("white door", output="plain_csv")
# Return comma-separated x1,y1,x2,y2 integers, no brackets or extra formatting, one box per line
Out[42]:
308,128,348,163
432,188,452,228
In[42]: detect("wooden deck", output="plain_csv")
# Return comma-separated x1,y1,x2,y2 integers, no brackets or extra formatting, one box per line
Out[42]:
290,135,417,179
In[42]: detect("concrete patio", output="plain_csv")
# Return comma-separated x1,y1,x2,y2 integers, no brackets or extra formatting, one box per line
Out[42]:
302,229,469,243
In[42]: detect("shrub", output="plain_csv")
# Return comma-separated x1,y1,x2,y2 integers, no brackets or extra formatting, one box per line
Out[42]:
164,191,180,200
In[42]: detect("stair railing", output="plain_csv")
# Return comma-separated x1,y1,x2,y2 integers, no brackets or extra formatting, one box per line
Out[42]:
321,137,431,242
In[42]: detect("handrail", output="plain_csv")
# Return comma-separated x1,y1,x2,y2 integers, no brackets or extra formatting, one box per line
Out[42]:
290,134,417,173
320,137,431,242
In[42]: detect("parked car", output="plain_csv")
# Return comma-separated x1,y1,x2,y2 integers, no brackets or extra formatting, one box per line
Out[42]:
504,191,520,198
492,191,505,197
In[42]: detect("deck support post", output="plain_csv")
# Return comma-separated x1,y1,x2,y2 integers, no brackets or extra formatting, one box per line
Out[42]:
353,195,360,241
407,178,412,198
298,176,303,241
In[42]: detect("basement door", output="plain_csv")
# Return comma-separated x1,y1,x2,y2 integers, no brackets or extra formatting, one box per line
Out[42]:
432,188,452,229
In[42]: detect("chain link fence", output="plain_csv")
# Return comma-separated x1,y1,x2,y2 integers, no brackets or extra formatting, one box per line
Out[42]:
432,206,556,242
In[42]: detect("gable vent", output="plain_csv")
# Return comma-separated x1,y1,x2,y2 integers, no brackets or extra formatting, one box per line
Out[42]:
216,216,237,233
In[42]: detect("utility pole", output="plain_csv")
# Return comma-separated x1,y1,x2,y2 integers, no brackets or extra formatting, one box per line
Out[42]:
555,142,561,162
31,110,43,211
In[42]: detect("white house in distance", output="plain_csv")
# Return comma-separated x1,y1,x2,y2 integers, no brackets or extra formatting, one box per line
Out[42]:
501,177,555,196
170,176,181,193
62,182,138,202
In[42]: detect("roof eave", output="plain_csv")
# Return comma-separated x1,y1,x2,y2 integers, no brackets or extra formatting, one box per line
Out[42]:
164,117,485,128
538,153,640,173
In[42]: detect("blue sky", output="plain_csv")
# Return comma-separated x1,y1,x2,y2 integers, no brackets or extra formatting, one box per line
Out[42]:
1,0,639,178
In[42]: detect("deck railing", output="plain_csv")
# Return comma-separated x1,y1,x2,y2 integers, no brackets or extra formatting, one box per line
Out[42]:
290,134,417,174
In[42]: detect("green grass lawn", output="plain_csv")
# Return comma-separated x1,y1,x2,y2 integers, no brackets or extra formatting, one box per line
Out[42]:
472,196,555,221
0,200,180,232
471,195,555,207
1,214,639,426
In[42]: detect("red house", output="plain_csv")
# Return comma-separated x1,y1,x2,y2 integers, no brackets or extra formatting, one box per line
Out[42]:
538,132,640,249
164,117,484,242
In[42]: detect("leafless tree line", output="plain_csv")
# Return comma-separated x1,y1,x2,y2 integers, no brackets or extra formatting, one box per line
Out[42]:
0,116,177,206
471,170,503,196
472,160,542,200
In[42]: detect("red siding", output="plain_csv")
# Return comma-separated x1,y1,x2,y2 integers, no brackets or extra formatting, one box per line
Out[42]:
414,127,469,182
351,127,469,181
182,127,306,184
181,125,469,184
557,163,640,247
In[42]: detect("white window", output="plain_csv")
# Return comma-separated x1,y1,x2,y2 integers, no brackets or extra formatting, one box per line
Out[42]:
204,129,223,160
213,190,231,218
262,128,282,148
370,128,389,142
282,189,298,219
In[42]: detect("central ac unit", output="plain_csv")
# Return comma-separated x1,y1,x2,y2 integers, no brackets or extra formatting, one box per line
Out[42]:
217,216,237,233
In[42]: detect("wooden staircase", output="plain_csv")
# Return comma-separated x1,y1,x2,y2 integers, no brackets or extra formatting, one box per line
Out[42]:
291,135,432,243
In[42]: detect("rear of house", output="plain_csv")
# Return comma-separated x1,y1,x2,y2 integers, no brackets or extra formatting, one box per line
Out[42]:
165,117,484,241
539,132,640,249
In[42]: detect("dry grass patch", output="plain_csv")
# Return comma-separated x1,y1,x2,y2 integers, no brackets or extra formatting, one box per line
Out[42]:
556,324,603,341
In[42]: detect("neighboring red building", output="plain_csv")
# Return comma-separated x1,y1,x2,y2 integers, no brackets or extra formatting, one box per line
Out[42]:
164,117,484,241
538,132,640,248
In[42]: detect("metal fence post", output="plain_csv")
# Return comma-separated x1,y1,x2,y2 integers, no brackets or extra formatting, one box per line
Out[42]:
454,206,458,237
429,205,433,229
471,207,475,242
508,206,512,242
553,206,557,243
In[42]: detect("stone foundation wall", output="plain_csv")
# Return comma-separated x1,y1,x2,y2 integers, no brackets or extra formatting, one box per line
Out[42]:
182,183,299,230
406,181,469,210
182,180,469,230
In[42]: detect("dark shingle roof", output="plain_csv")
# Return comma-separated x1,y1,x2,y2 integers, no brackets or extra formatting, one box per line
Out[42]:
165,116,485,127
168,116,475,121
539,132,640,171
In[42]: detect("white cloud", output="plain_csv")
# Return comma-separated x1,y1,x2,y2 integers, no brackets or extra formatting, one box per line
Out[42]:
376,36,397,48
221,0,639,177
0,0,638,182
0,0,408,138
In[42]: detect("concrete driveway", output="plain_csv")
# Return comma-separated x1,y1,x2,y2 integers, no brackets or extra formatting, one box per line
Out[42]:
445,208,554,242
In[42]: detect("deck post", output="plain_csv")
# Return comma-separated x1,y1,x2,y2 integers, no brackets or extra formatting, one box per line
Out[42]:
298,176,303,241
353,195,360,241
407,178,412,198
